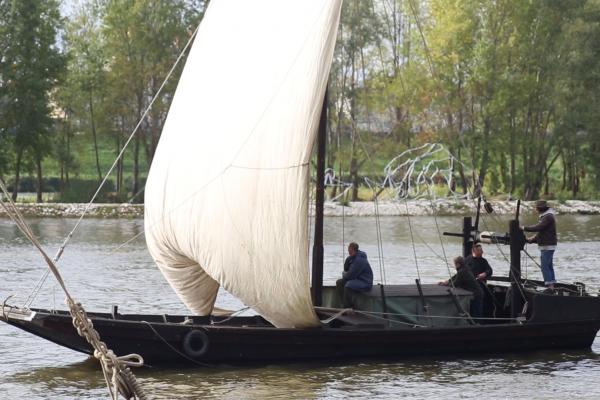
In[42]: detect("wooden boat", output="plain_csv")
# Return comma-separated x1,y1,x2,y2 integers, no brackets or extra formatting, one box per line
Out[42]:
3,276,600,365
2,0,600,366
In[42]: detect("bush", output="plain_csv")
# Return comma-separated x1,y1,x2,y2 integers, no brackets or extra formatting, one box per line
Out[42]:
58,179,117,203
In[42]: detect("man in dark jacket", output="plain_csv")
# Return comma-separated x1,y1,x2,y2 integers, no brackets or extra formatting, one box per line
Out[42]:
465,243,493,316
336,242,374,308
439,256,483,318
521,200,557,289
465,243,493,281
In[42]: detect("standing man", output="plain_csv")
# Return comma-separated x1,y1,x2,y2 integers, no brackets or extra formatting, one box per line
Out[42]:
465,243,493,282
522,200,557,289
336,242,373,308
466,243,493,317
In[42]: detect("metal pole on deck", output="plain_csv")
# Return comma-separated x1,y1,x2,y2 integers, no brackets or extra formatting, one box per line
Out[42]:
311,90,327,307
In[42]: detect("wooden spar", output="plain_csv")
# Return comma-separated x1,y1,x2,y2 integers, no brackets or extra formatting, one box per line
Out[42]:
509,219,525,317
415,278,427,313
378,283,389,320
462,217,473,258
311,90,327,307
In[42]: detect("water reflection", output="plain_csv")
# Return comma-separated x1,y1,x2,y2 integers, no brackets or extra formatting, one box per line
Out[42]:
1,215,600,399
10,345,600,400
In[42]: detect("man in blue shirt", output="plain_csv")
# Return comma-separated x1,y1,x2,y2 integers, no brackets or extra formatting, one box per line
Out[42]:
335,242,374,308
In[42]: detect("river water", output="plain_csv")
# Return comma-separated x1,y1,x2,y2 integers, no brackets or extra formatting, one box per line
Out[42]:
0,214,599,399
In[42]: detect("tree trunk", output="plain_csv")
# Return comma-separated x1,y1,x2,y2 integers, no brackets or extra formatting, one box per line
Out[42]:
65,124,71,186
350,157,359,201
509,114,516,194
477,117,491,197
36,154,43,203
133,134,140,198
561,152,567,191
348,34,358,201
457,148,468,194
327,99,337,200
500,152,508,193
116,135,123,194
89,90,102,183
12,148,23,201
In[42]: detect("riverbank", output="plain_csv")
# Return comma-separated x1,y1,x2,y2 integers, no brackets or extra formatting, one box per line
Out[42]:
1,199,600,218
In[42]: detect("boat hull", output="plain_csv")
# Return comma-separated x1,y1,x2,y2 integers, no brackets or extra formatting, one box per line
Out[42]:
2,306,599,365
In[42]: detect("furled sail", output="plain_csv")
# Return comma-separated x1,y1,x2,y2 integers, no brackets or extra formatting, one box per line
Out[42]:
144,0,342,328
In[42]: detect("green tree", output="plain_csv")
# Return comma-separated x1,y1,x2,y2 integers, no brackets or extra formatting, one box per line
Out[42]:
102,0,205,198
0,0,13,179
61,1,108,185
558,0,600,196
331,0,382,200
0,0,64,201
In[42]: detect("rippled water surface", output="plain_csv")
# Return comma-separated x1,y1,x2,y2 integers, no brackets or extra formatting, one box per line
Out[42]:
1,214,599,399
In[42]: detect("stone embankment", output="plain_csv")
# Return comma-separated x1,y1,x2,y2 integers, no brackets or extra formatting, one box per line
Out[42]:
318,199,600,217
1,200,600,218
0,203,144,218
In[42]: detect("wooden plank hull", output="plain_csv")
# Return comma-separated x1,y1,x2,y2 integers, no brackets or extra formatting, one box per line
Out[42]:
2,306,599,365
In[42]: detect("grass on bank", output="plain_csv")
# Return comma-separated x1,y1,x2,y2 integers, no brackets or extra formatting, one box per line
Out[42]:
5,132,600,203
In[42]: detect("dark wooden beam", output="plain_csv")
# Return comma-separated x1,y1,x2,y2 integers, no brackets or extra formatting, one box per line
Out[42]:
509,219,525,317
311,90,327,307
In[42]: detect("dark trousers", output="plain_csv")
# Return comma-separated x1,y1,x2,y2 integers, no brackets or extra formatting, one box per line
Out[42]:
479,281,492,318
336,279,358,308
470,296,483,319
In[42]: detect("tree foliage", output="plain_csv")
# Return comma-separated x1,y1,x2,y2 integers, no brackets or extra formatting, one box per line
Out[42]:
0,0,64,200
329,0,600,200
2,0,600,202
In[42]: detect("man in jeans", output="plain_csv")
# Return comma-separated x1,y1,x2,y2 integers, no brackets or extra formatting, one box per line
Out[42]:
522,200,557,289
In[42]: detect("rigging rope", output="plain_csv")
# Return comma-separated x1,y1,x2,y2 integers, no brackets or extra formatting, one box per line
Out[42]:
373,196,387,284
402,197,422,282
402,0,528,297
315,306,518,325
364,179,387,285
350,115,390,284
462,195,530,301
342,190,346,265
0,179,146,400
23,22,203,308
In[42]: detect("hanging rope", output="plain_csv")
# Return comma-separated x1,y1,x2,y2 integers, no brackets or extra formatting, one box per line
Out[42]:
365,180,387,285
0,179,146,400
316,306,518,325
401,0,522,290
22,22,203,308
402,197,422,282
373,195,387,285
422,184,456,287
351,121,390,284
342,189,346,263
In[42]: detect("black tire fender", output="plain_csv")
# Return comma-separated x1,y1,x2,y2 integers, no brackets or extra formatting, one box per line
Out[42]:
182,329,210,358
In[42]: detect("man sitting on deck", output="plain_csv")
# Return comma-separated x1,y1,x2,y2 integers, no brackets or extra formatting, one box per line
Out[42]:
336,242,374,308
439,256,483,319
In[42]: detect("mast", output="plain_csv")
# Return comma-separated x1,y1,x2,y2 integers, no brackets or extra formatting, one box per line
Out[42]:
509,200,526,317
311,90,328,307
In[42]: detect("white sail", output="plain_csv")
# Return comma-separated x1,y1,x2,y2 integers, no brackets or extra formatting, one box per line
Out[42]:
144,0,342,328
